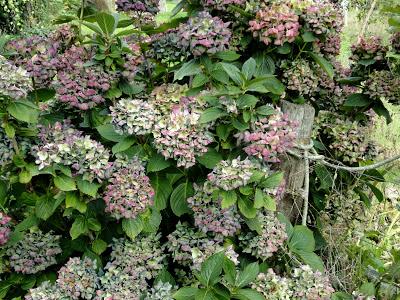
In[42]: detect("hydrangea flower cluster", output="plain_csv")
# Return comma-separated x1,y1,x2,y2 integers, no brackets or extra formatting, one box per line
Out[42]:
350,36,388,65
122,43,144,81
0,55,33,100
0,129,14,168
314,111,378,163
236,110,297,163
239,211,287,260
144,282,175,300
151,30,188,66
97,265,146,299
104,158,154,220
291,265,335,299
177,11,232,57
6,231,62,274
314,34,341,58
352,291,376,300
25,281,69,300
116,0,160,14
252,268,294,300
166,222,238,270
54,49,114,110
0,212,12,246
201,0,246,11
252,266,334,299
249,3,300,46
153,97,213,168
6,36,49,65
32,121,112,182
166,222,224,267
49,24,78,51
110,98,156,136
283,59,320,96
363,70,400,105
207,158,266,191
150,83,188,115
57,257,100,300
187,183,242,236
391,32,400,53
106,234,165,282
302,0,343,35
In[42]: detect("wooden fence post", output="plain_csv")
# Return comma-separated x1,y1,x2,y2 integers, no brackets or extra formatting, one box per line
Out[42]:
279,101,315,221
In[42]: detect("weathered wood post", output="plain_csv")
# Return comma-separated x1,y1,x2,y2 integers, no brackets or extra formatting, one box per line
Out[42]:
279,100,315,221
92,0,116,12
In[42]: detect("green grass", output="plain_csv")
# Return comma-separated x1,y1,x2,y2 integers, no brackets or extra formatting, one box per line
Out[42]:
156,0,187,24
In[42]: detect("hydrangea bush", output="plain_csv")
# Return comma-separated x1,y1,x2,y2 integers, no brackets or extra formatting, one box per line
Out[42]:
0,0,399,299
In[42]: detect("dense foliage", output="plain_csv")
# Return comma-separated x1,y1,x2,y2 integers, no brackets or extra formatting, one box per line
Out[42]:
0,0,399,299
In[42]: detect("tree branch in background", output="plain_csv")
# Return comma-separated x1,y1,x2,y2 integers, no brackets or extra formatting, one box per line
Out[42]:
358,0,378,42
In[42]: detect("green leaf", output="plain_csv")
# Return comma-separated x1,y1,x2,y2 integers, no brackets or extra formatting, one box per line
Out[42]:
82,21,103,35
197,148,223,169
309,52,334,79
220,190,238,209
236,94,259,109
14,215,39,232
192,74,210,88
92,239,108,255
223,257,236,286
19,169,32,184
174,60,201,81
366,182,384,202
76,178,100,197
262,76,285,95
293,250,325,272
195,289,217,300
65,192,87,213
260,172,284,189
315,165,334,190
302,31,317,42
359,282,376,296
199,252,225,287
171,182,194,217
256,105,275,116
236,262,259,288
112,136,136,154
372,101,392,124
277,212,294,237
0,180,8,206
277,43,291,54
147,153,172,172
253,53,275,76
150,174,173,210
7,100,39,123
242,58,256,80
142,209,162,233
173,287,198,300
344,93,372,107
199,107,227,124
215,51,241,61
122,217,144,240
95,12,118,36
244,217,262,234
96,124,127,142
238,197,257,218
232,289,265,300
289,225,315,252
219,62,242,85
87,218,101,231
35,195,63,221
70,216,89,239
54,175,76,191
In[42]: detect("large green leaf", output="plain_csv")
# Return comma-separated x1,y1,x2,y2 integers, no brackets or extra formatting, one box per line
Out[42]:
238,197,257,219
199,107,227,124
199,252,225,287
76,177,100,197
173,287,198,300
170,182,194,217
197,148,223,169
35,195,63,221
96,124,127,142
174,60,201,81
220,190,238,209
242,58,256,80
122,217,144,240
150,174,173,210
309,52,334,79
112,136,136,154
344,93,372,107
7,100,39,123
232,289,265,300
219,62,243,85
147,153,172,172
215,50,241,61
70,216,89,239
289,225,315,252
236,94,259,109
236,262,259,288
95,12,118,36
65,191,87,213
54,175,77,191
293,250,325,272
